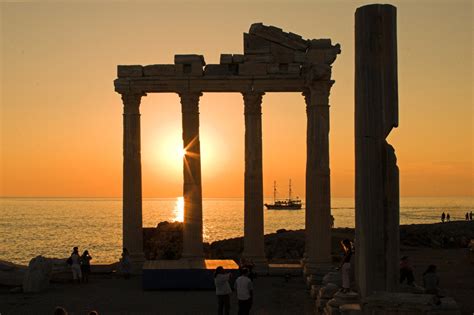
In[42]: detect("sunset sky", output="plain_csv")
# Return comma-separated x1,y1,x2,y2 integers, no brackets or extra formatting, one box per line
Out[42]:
1,0,472,198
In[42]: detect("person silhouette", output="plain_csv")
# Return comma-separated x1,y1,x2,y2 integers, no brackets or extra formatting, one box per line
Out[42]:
446,213,450,222
466,212,469,220
70,247,82,283
441,212,445,223
81,250,92,283
214,266,232,315
470,211,473,221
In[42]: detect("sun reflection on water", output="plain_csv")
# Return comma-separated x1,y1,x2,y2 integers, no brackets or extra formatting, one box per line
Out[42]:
173,196,184,222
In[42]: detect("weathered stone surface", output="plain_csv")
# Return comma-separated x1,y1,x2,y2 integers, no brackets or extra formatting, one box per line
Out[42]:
0,260,26,286
174,54,206,65
311,284,321,299
249,23,308,51
339,304,361,315
143,65,176,76
220,54,233,64
204,64,234,76
267,63,300,74
175,63,203,76
309,39,333,49
238,62,267,76
244,33,271,54
270,42,296,63
362,292,460,314
118,65,143,77
323,271,342,286
22,256,53,293
232,54,245,63
320,283,340,299
244,54,274,63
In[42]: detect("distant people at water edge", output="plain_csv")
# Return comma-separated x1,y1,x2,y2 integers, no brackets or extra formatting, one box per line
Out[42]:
81,250,92,283
338,239,353,293
466,212,470,220
400,256,415,286
119,248,131,278
235,268,253,315
69,246,82,283
446,213,450,222
214,266,232,315
441,212,445,223
330,214,335,228
470,211,473,220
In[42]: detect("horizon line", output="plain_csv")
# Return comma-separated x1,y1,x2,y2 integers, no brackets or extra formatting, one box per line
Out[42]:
1,195,473,199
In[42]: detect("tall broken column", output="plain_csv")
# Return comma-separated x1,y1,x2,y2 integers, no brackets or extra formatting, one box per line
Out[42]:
122,92,146,266
355,4,400,298
180,92,204,259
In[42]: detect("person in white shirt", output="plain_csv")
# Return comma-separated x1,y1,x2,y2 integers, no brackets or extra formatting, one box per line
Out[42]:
214,266,232,315
70,246,82,283
234,268,253,315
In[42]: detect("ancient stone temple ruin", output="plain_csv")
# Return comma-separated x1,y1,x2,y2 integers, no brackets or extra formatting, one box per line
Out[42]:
114,23,340,276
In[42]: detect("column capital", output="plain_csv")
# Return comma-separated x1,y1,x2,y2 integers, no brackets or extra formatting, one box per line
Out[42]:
121,93,146,114
179,92,202,113
303,81,334,108
242,91,265,115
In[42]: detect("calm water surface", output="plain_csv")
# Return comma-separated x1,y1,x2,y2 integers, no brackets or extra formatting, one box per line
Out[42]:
1,197,472,264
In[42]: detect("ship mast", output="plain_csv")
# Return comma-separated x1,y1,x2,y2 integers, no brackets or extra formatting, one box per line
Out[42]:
289,179,292,200
273,180,277,202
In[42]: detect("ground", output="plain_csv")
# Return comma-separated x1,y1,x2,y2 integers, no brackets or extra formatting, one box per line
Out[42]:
1,274,313,315
1,247,472,315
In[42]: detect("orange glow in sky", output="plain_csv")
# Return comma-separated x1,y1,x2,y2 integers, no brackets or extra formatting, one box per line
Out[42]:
1,1,472,198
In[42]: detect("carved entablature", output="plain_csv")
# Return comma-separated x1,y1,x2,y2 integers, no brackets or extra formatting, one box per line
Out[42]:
114,23,341,94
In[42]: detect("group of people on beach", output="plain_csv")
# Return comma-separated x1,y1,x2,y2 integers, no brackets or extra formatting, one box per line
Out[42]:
441,211,473,222
66,247,92,284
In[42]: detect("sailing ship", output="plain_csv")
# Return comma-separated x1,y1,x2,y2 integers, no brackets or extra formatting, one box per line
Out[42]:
264,179,302,210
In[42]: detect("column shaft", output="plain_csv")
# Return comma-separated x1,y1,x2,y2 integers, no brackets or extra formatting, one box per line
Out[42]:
304,83,332,272
180,92,204,259
122,93,145,262
355,4,399,297
242,91,266,264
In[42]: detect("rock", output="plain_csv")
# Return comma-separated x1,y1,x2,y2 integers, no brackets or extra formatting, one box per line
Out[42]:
0,259,27,286
143,221,184,260
320,283,340,299
363,292,460,314
22,256,53,293
323,271,342,286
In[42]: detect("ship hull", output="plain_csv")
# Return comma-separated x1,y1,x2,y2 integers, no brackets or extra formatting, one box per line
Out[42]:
264,203,302,210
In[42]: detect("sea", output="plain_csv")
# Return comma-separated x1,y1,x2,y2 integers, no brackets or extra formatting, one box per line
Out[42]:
1,197,472,265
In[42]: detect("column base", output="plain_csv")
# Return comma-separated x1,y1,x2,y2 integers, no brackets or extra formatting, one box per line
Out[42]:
129,252,145,275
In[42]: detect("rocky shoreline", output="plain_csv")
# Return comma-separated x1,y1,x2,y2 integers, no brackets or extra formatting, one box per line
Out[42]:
2,221,472,290
144,220,474,261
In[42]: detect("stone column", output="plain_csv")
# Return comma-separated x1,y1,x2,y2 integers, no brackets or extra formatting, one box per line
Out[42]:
355,4,399,298
242,91,267,268
180,92,204,259
303,82,333,278
122,92,146,265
